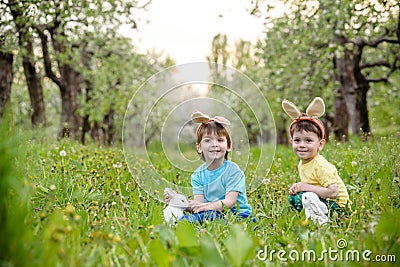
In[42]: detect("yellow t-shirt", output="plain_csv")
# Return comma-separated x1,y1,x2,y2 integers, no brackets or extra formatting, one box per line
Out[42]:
298,154,350,208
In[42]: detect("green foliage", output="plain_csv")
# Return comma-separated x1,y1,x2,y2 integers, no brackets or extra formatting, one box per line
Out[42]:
236,0,400,139
0,118,34,266
1,132,399,266
225,224,258,267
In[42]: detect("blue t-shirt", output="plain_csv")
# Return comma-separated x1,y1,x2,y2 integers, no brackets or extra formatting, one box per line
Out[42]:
191,160,252,214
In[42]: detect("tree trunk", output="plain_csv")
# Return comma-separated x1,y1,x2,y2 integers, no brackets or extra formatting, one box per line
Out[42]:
91,122,104,145
332,89,349,141
81,85,91,145
90,107,116,145
103,107,115,145
58,65,83,139
0,50,13,118
334,36,372,140
22,39,46,127
276,127,288,145
9,0,46,127
335,49,360,136
353,46,371,136
38,25,83,139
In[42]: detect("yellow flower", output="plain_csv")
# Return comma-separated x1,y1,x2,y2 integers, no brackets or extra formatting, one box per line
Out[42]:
301,220,309,226
113,235,121,243
65,203,75,215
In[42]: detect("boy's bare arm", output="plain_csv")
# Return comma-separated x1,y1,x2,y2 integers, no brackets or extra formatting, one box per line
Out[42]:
289,182,338,199
190,191,239,213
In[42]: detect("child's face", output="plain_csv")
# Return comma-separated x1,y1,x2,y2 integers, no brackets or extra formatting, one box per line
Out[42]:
291,130,325,164
196,132,231,166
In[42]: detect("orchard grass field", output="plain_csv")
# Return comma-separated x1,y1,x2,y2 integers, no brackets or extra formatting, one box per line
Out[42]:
1,128,400,266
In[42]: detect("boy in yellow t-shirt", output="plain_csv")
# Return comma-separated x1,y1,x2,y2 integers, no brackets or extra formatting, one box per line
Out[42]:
282,97,351,215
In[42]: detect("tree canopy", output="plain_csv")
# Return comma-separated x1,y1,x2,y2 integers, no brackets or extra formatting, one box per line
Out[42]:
1,0,399,144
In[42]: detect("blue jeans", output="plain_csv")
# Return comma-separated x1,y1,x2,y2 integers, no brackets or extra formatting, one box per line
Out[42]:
180,209,256,223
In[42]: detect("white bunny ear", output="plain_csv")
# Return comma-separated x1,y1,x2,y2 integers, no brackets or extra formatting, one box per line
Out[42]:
306,97,325,118
317,200,328,214
282,99,302,120
164,188,177,198
191,111,210,123
309,202,321,215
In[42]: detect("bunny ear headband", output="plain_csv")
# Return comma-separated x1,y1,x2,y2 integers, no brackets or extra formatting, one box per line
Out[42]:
282,97,325,139
191,111,231,143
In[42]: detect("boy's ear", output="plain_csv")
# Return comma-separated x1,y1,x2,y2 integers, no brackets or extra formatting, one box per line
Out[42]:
196,143,202,154
318,138,326,150
227,144,232,152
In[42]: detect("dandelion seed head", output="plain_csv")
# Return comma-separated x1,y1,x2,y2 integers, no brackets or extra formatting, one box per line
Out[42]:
60,150,67,157
113,162,122,168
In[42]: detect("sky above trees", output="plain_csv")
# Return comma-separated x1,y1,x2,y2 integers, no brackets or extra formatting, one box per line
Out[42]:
129,0,270,64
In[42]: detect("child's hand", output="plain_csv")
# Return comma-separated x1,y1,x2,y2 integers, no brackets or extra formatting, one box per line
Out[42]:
289,182,306,195
188,200,207,213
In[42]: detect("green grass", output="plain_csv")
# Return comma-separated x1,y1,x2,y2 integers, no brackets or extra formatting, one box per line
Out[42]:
1,131,400,266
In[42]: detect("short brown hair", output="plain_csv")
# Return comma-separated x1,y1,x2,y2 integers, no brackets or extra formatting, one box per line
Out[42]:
290,120,323,140
196,121,232,160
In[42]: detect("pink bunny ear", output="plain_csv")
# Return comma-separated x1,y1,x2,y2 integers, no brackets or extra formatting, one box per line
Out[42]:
282,99,302,119
191,111,210,123
306,97,325,118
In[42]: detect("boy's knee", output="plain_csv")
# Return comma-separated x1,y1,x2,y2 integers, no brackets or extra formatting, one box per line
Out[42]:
288,193,304,212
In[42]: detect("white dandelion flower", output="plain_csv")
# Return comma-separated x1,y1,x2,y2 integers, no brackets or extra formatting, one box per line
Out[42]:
113,162,122,168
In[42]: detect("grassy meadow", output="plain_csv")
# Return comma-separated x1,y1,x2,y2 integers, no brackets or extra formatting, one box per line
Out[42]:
1,127,399,266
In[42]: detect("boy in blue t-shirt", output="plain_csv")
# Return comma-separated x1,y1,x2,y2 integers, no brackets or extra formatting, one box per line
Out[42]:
165,111,254,223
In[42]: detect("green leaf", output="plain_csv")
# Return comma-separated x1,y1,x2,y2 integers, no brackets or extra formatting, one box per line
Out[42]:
199,236,225,267
175,221,198,248
375,209,400,254
148,239,170,267
224,224,256,267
